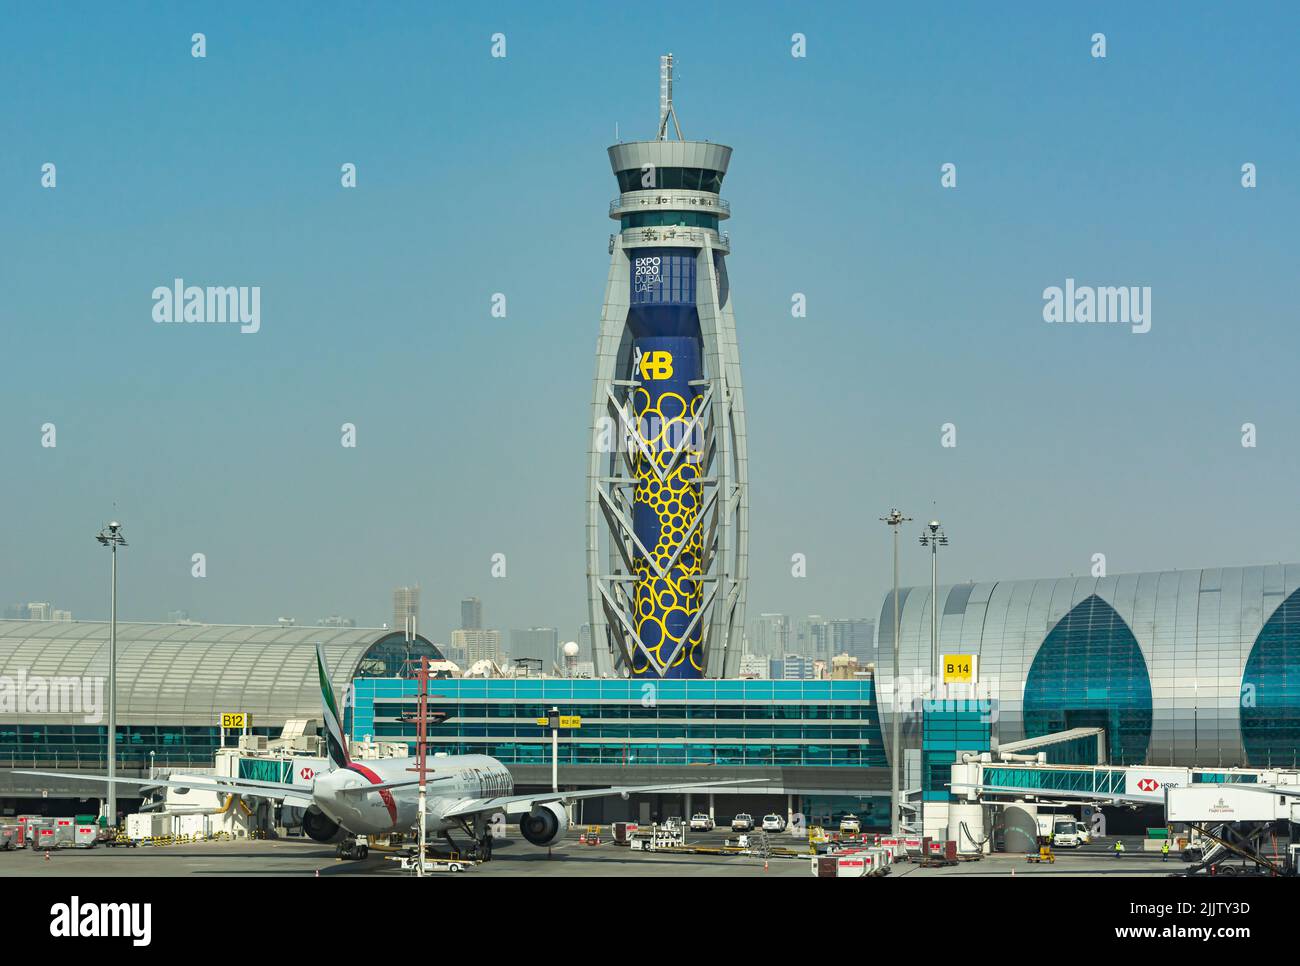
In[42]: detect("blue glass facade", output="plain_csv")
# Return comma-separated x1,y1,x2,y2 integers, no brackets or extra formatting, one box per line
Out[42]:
0,725,281,771
879,565,1300,768
351,678,886,768
620,211,719,231
1241,587,1300,767
1041,734,1104,766
1022,595,1153,765
921,700,992,802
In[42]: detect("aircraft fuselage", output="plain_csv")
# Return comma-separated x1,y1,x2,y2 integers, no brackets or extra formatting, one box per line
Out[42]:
313,754,514,836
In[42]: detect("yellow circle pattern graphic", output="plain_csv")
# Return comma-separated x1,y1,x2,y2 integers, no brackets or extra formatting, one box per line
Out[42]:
631,390,705,676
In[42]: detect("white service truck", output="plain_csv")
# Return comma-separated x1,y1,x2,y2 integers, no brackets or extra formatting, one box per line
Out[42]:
1051,817,1082,848
1035,814,1082,848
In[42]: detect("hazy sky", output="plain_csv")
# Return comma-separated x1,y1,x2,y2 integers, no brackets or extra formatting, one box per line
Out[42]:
2,2,1297,646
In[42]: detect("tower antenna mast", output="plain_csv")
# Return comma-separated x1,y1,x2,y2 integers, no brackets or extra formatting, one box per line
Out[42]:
657,53,683,140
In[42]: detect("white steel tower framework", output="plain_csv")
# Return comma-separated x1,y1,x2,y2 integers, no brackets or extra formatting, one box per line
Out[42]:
586,56,748,678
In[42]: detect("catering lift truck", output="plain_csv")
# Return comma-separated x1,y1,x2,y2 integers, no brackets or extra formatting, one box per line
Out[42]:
1165,783,1300,877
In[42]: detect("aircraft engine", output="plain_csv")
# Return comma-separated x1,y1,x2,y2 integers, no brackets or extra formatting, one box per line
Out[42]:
519,802,569,846
302,805,347,843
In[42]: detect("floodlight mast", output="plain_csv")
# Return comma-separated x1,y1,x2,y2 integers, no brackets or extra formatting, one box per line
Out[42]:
919,520,949,679
879,509,910,835
96,521,127,827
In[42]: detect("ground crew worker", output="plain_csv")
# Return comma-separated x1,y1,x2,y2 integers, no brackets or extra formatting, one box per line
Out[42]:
1114,838,1126,858
1161,840,1170,861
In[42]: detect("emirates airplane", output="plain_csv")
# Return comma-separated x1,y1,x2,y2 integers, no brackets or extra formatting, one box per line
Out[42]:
18,644,762,860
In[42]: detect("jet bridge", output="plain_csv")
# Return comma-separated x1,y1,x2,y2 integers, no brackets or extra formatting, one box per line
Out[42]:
951,760,1288,806
930,727,1299,860
993,727,1107,764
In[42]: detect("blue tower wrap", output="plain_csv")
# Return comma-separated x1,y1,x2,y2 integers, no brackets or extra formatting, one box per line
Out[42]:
627,249,704,677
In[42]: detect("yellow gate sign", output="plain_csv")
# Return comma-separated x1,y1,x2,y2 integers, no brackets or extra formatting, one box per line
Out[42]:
536,716,582,729
942,655,976,684
220,712,249,729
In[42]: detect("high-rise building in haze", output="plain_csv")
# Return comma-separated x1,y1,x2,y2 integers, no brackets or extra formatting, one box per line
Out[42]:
752,613,791,659
460,597,482,630
510,627,559,670
452,628,502,666
27,603,50,621
586,54,748,679
797,615,829,662
392,585,419,634
771,654,816,680
828,618,875,665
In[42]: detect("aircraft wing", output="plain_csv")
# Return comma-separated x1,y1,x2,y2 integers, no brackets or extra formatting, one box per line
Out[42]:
439,778,769,820
13,769,316,808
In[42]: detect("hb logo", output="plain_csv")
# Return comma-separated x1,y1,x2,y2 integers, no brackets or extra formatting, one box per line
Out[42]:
639,351,674,381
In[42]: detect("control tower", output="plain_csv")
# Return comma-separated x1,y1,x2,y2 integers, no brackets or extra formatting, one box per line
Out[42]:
586,54,749,679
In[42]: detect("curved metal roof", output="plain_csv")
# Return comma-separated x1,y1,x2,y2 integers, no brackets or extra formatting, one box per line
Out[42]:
607,140,732,175
874,563,1300,768
0,621,439,727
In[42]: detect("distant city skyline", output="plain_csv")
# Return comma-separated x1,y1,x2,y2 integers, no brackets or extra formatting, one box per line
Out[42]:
1,587,884,665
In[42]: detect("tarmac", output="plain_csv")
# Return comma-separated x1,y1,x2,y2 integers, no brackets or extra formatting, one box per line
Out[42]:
0,831,1190,877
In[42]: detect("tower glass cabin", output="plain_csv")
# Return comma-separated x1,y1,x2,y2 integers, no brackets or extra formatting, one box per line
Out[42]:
586,56,749,679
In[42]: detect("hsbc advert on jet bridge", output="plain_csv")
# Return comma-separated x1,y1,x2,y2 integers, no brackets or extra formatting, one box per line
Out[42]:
1125,767,1192,801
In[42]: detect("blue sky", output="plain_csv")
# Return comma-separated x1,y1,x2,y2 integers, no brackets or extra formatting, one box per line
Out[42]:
2,2,1297,644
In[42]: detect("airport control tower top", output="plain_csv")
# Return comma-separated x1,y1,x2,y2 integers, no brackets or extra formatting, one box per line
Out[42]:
607,53,732,257
587,53,748,679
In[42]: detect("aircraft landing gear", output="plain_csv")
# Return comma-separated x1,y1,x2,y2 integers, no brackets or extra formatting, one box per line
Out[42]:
462,817,494,862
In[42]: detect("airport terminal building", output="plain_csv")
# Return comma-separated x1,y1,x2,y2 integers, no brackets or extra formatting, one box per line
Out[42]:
0,620,440,807
5,560,1295,827
350,678,890,826
880,563,1300,770
0,620,893,826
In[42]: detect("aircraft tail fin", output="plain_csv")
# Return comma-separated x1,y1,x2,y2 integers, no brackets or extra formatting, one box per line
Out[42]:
316,643,350,770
